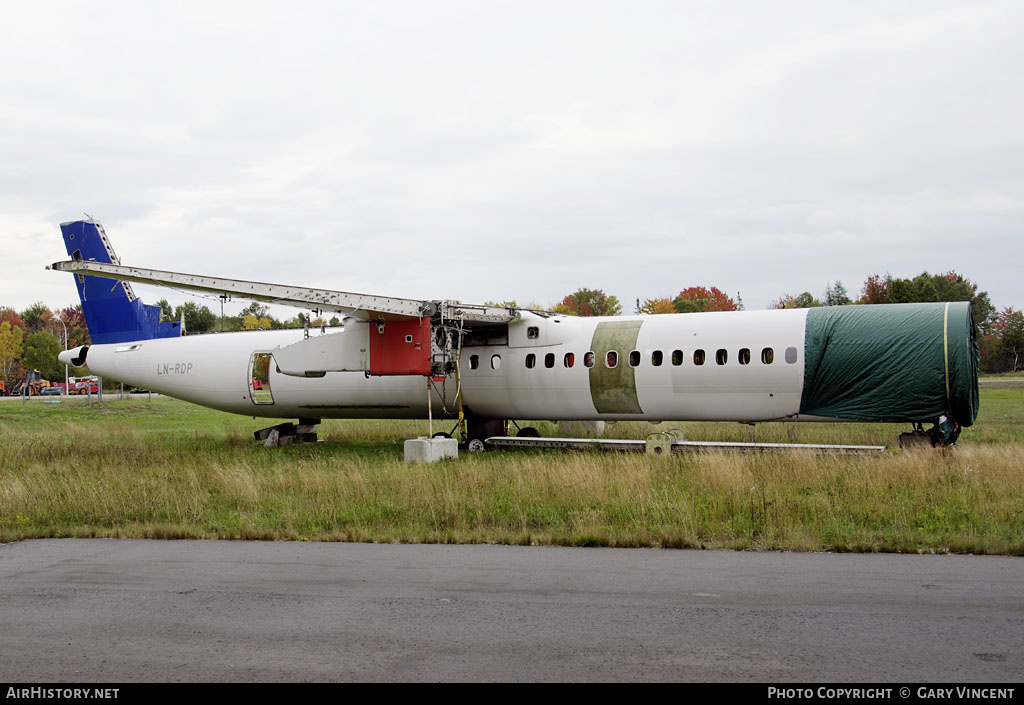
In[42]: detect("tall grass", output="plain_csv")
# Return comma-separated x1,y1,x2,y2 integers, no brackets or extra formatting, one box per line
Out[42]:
0,393,1022,552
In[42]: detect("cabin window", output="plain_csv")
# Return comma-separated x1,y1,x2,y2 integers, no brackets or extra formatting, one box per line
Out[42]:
525,353,536,369
249,352,275,405
738,348,751,365
629,350,640,367
761,347,774,364
606,351,618,368
564,352,575,368
651,350,663,366
584,352,596,368
469,355,479,370
545,353,555,369
491,354,502,370
671,350,683,366
527,326,539,339
785,347,798,364
693,349,705,366
716,349,728,365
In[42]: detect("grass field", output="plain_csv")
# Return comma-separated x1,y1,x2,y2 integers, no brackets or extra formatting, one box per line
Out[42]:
1,386,1022,553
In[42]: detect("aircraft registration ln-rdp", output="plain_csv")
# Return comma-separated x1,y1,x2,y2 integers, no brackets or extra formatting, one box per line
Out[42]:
51,220,979,454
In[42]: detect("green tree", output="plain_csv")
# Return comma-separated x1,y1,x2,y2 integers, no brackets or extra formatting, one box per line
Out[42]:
239,302,270,319
0,321,24,386
484,300,520,310
20,302,52,334
552,289,622,316
22,331,63,382
774,292,822,309
860,271,994,328
888,277,917,304
155,299,174,321
824,281,851,306
282,312,310,329
173,302,217,334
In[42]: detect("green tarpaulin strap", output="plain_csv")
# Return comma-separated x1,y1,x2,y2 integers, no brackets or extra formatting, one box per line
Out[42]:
944,302,951,414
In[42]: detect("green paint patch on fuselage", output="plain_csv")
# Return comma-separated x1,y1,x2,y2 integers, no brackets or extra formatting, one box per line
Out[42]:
589,320,644,414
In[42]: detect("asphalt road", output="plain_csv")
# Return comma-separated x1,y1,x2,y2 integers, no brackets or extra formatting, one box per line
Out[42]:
0,540,1020,682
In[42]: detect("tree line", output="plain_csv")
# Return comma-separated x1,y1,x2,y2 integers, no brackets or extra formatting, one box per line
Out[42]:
2,268,1020,386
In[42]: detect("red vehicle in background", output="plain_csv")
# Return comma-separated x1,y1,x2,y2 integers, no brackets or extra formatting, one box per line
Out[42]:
66,377,100,395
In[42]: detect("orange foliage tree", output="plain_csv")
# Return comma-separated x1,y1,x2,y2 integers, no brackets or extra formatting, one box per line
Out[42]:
673,287,737,313
638,297,676,314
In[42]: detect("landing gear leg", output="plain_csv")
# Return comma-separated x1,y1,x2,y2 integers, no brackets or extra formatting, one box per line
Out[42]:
898,419,960,449
464,417,506,452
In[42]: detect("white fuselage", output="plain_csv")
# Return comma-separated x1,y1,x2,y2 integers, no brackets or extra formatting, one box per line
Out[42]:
74,309,811,423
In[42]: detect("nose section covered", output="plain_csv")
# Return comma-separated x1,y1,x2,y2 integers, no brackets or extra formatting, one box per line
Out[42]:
58,345,90,369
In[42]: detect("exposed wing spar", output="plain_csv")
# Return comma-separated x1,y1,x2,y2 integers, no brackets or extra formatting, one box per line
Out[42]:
49,260,518,325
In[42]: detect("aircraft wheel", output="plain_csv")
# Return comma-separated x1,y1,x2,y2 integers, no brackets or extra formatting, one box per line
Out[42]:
432,432,452,439
467,438,487,452
517,426,541,438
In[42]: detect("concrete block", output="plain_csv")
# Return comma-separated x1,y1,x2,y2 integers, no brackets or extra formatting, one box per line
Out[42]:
404,436,459,463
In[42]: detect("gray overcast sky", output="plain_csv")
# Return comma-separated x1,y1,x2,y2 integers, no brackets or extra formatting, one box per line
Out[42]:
2,1,1021,319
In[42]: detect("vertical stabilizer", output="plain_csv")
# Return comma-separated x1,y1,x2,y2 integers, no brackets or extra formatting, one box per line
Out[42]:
60,220,182,344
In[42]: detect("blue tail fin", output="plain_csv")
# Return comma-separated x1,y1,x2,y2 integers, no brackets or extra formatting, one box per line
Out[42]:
60,220,182,344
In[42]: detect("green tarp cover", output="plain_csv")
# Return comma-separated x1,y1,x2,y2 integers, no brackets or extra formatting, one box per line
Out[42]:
800,302,979,435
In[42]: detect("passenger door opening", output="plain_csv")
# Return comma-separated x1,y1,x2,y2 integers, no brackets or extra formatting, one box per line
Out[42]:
249,352,275,405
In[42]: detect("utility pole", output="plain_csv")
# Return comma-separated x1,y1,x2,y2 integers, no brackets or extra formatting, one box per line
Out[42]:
219,294,230,332
55,318,68,395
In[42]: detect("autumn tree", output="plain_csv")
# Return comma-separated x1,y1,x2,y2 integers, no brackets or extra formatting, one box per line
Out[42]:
1,307,26,333
638,297,676,315
860,275,890,304
981,307,1024,373
552,289,622,316
242,315,274,330
0,321,24,386
672,287,737,313
44,305,87,349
